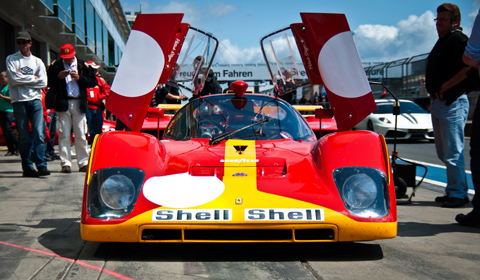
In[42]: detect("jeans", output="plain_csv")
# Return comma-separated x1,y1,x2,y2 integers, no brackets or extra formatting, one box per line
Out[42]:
431,94,469,199
86,108,103,145
470,98,480,214
12,99,47,170
0,111,17,152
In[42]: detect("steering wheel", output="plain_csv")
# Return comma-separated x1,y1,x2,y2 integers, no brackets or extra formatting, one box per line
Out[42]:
199,118,225,133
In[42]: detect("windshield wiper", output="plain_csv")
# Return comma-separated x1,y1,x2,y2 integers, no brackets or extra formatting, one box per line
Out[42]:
210,118,270,145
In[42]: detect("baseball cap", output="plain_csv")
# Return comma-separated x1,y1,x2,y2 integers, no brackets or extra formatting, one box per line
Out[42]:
16,31,31,41
60,44,75,59
87,61,100,69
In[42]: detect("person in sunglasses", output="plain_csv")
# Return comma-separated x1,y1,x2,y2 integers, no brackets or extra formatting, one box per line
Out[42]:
5,31,50,177
426,3,470,208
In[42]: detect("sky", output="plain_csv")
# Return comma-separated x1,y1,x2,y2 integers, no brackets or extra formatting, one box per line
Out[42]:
119,0,480,65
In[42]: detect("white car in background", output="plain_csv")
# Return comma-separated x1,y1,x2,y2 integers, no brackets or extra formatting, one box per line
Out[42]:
355,99,434,141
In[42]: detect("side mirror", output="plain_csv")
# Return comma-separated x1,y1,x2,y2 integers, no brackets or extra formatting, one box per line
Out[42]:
315,108,334,119
146,107,164,119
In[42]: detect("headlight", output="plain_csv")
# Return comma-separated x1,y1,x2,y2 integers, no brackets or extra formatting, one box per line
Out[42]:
379,117,391,124
342,173,377,209
333,167,389,218
87,167,145,219
100,175,135,209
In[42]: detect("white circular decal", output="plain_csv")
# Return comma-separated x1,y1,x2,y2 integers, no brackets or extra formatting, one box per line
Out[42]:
111,30,165,98
143,173,225,208
318,31,371,98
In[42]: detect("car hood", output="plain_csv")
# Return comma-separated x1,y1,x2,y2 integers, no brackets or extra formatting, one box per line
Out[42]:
145,138,342,212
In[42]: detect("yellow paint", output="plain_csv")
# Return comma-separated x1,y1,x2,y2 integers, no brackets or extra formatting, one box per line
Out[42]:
86,134,98,184
292,105,324,112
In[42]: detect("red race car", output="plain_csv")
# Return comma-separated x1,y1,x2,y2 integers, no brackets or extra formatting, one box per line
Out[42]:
81,13,395,243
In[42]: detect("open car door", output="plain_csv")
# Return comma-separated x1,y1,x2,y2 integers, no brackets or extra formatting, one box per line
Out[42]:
261,13,376,131
106,13,218,132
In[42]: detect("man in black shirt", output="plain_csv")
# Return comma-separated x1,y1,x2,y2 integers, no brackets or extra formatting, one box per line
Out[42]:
426,3,470,208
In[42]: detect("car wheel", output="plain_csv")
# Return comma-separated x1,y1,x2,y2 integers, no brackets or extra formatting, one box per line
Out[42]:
367,121,374,132
394,177,407,199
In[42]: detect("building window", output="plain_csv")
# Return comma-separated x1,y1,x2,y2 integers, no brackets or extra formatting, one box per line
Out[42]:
73,0,85,43
85,0,95,52
56,0,73,30
39,0,55,14
103,24,109,65
95,12,103,59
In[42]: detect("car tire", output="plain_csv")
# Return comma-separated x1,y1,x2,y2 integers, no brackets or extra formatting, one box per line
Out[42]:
367,121,374,132
394,176,407,199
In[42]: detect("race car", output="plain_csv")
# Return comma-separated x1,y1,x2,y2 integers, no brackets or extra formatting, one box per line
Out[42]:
355,99,434,141
81,13,397,243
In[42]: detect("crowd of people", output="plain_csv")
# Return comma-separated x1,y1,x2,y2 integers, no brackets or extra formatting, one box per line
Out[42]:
2,31,110,176
1,3,479,227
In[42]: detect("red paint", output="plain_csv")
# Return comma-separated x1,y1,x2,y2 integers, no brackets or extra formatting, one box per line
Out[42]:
0,241,136,280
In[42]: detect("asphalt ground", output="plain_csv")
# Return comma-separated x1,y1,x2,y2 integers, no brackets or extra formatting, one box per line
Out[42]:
0,146,479,280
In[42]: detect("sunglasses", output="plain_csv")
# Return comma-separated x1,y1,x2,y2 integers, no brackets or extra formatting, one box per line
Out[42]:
16,40,30,45
434,17,451,23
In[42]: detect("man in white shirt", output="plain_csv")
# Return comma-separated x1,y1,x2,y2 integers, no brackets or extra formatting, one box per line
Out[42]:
46,44,97,173
5,31,50,177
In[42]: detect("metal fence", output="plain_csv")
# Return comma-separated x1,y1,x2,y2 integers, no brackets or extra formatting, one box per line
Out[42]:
364,53,429,99
364,53,479,120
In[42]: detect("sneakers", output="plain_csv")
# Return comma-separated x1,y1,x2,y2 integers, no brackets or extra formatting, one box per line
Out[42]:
5,151,16,156
37,166,51,176
23,168,39,177
435,195,449,203
61,166,72,173
436,194,469,207
79,165,88,172
442,197,469,208
45,153,60,161
23,166,50,177
455,211,480,228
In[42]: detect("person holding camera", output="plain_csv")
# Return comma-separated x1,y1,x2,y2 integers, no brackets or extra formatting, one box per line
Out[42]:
46,44,96,173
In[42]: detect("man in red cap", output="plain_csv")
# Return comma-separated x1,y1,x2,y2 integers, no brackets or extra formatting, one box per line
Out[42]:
85,61,110,145
46,44,97,173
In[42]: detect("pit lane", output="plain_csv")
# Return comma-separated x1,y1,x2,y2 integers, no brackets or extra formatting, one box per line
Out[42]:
0,142,479,280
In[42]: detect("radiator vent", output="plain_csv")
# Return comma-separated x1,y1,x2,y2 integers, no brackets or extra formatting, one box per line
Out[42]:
141,228,335,242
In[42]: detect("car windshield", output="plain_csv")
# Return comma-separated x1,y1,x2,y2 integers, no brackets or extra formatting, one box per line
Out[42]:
375,101,427,114
163,94,315,142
